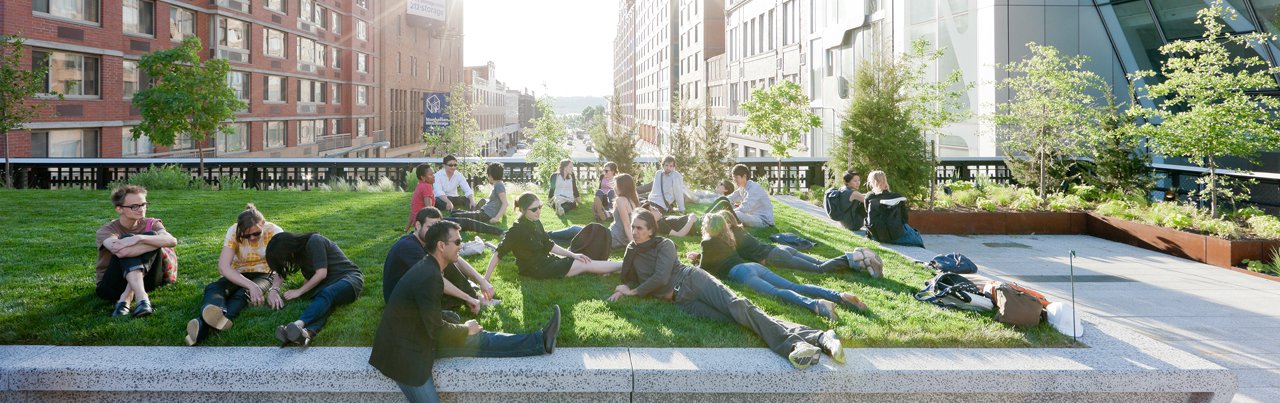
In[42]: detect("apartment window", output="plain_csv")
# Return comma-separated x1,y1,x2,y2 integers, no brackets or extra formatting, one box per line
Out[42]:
331,47,340,69
264,28,285,58
356,85,367,105
315,6,327,29
265,121,285,148
227,71,249,109
314,42,326,66
30,129,98,157
122,128,153,157
122,60,151,99
356,118,367,137
330,83,340,104
266,0,284,13
356,19,368,41
330,11,340,33
218,17,249,50
264,75,285,102
32,50,99,96
298,120,322,144
219,123,248,154
297,37,316,64
356,0,366,9
172,133,196,150
410,56,417,77
298,79,314,103
300,0,314,22
169,7,195,41
356,52,368,72
123,0,154,35
34,0,100,24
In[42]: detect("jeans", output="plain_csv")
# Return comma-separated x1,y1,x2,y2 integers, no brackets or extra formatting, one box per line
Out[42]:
192,273,272,343
437,330,546,358
95,234,166,301
889,224,925,247
726,263,843,312
766,245,847,274
397,378,440,403
674,268,823,358
298,277,361,334
450,210,492,223
595,189,615,211
547,225,584,242
444,217,504,235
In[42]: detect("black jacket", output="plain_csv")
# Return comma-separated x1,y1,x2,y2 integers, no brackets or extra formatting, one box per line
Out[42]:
866,191,909,242
369,257,469,387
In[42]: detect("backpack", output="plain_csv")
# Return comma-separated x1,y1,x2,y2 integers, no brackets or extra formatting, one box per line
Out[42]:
984,281,1051,308
914,272,993,311
144,218,178,284
768,232,816,250
823,188,851,221
991,284,1044,327
866,192,908,242
928,253,977,274
569,223,612,261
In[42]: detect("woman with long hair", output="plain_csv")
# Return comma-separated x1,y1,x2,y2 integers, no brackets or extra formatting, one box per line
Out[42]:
609,210,843,369
865,170,924,247
592,162,618,222
548,173,641,250
265,232,364,346
483,192,623,279
547,159,580,216
185,204,285,345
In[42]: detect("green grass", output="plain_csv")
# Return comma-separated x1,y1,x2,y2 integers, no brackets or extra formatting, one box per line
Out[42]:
0,188,1074,348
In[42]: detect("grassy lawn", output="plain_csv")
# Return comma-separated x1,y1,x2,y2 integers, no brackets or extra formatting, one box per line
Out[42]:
0,187,1074,348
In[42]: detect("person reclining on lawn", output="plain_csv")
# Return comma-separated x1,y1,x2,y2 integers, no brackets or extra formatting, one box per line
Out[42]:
607,210,843,369
265,232,365,346
387,207,496,315
372,220,560,403
549,173,641,250
185,203,284,345
547,159,580,216
449,162,509,226
639,200,698,237
433,154,475,212
95,185,178,318
704,164,774,228
865,170,925,248
483,193,623,279
718,210,883,278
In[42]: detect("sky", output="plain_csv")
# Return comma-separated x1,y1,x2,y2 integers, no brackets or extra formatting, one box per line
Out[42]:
463,0,617,97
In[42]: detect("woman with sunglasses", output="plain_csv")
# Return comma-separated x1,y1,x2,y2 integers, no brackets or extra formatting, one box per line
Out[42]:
483,192,623,279
608,210,844,369
185,204,284,345
592,162,618,222
265,232,365,346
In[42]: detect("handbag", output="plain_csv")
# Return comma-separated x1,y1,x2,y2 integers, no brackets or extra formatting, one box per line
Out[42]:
991,284,1043,326
928,253,978,274
144,218,178,284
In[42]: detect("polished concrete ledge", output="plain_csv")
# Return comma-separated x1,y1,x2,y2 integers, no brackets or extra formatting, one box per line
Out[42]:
0,314,1236,402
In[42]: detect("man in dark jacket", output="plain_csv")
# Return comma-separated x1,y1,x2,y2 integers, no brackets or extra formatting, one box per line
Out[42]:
370,220,560,402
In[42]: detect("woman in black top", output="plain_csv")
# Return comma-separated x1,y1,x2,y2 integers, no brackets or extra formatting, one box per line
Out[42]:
609,210,843,369
483,193,623,279
265,232,364,346
865,170,924,247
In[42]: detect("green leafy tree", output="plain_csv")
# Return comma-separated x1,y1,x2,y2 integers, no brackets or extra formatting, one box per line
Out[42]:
1089,90,1152,194
529,98,569,183
424,83,485,176
687,100,734,188
665,93,696,167
132,37,245,179
741,80,820,168
1130,0,1280,217
993,43,1108,202
594,93,640,176
1,36,57,189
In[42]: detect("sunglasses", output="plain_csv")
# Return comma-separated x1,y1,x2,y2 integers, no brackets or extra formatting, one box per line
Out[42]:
446,238,463,246
446,163,458,167
527,206,541,213
240,231,263,239
118,203,149,211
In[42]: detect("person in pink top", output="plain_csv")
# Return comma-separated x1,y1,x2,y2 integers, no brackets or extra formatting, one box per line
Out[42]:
407,164,436,231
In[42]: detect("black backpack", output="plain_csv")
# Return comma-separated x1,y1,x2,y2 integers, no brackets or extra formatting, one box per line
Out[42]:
914,272,993,311
823,188,851,221
866,192,908,242
928,253,978,274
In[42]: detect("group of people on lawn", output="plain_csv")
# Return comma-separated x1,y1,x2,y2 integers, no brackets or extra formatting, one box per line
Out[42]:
93,155,921,402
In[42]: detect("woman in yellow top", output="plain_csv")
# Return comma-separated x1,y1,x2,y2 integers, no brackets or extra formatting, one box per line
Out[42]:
185,204,284,345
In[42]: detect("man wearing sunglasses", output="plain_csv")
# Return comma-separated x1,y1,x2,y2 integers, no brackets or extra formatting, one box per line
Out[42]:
432,154,475,212
95,185,178,318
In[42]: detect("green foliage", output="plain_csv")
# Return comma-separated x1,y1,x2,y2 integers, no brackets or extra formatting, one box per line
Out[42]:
1069,185,1101,203
686,101,735,188
1088,92,1153,194
1243,256,1280,276
110,165,208,190
1197,217,1242,238
1247,215,1280,239
1046,194,1088,212
1010,194,1041,211
594,93,641,177
424,83,484,159
1143,202,1196,230
528,99,570,183
1129,0,1280,217
993,43,1108,201
1,36,59,188
976,197,998,212
132,37,246,177
217,174,244,191
951,189,980,207
741,80,820,162
1228,206,1267,221
1095,200,1134,219
666,93,696,168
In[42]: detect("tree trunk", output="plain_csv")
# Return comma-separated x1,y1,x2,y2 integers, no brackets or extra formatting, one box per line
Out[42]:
197,138,206,184
1039,149,1047,203
1207,156,1217,218
4,130,11,189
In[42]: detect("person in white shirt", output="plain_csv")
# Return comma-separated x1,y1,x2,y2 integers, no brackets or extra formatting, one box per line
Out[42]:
727,164,775,228
646,156,687,213
433,154,475,211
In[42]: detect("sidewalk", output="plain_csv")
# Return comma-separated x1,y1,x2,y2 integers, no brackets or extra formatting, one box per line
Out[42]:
777,195,1280,403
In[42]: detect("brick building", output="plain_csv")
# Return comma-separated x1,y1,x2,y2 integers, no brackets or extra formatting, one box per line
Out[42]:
380,0,465,158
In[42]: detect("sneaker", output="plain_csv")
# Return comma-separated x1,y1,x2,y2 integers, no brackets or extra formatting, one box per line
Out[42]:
817,330,845,364
813,300,839,322
131,300,154,318
275,325,290,347
838,292,868,311
788,342,822,369
542,305,561,354
554,202,565,216
285,320,311,346
110,301,130,317
202,304,233,331
184,318,201,346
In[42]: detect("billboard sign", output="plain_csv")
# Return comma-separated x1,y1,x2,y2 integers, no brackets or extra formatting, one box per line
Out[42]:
423,92,450,132
407,0,446,22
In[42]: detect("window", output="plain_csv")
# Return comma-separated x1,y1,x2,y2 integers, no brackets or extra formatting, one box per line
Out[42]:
298,79,325,103
315,6,327,29
169,7,195,41
265,121,285,148
297,37,316,64
123,0,154,35
356,19,368,41
266,0,284,13
227,71,249,101
34,0,100,23
331,47,340,69
300,0,314,22
314,42,326,66
356,0,367,9
356,85,367,105
30,129,98,157
32,50,99,96
264,28,285,58
356,52,367,72
410,56,417,76
122,60,150,99
356,118,367,137
172,133,195,150
298,120,322,144
219,123,248,154
330,83,340,104
330,10,340,33
264,75,285,102
122,128,152,157
218,17,249,50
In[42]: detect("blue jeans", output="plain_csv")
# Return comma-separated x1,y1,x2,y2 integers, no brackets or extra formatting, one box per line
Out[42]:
891,224,925,247
726,263,842,312
438,330,546,358
298,277,361,334
397,377,440,403
765,245,847,274
547,225,584,242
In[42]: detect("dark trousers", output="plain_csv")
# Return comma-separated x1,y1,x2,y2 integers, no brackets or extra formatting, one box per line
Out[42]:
192,273,273,343
445,217,504,235
95,245,166,301
451,210,492,224
704,197,741,223
437,330,546,358
299,277,362,334
441,265,480,313
673,268,823,358
436,195,473,211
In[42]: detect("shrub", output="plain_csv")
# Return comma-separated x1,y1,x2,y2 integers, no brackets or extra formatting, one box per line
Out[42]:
1196,217,1242,238
947,181,976,192
976,197,998,212
1010,193,1041,211
986,185,1018,207
951,188,981,207
322,178,353,192
1227,206,1267,221
1070,184,1101,202
1095,200,1132,219
1247,215,1280,239
1047,194,1088,212
1145,202,1195,230
217,174,244,191
111,164,208,190
1243,248,1280,275
932,188,954,210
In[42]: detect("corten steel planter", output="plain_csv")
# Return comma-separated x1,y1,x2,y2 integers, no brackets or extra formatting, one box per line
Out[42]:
910,211,1087,235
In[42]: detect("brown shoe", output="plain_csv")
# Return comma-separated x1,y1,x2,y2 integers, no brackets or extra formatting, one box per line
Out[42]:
201,304,233,331
838,292,868,311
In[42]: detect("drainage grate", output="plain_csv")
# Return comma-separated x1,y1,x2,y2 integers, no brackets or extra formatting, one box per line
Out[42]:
1003,275,1133,283
983,242,1032,248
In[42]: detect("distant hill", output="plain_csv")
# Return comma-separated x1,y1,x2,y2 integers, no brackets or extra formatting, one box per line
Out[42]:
548,96,606,116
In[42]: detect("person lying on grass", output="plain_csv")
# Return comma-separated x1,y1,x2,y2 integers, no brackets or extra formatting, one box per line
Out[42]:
387,207,496,315
608,209,843,369
639,200,698,237
95,184,178,318
720,210,884,278
265,232,365,346
185,203,285,346
483,193,623,280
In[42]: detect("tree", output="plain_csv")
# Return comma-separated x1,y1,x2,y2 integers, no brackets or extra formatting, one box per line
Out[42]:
1130,0,1280,217
1089,90,1152,194
0,36,56,189
594,93,640,176
740,80,820,168
133,37,246,179
665,92,697,167
528,98,569,183
687,100,734,188
424,83,486,174
992,43,1108,202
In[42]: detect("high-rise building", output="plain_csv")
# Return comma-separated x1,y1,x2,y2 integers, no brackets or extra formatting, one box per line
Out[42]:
720,0,807,158
464,62,515,157
676,0,725,124
633,0,679,149
613,0,638,133
379,0,465,158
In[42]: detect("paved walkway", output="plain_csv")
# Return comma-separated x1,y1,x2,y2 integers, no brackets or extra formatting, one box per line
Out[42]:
777,196,1280,403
